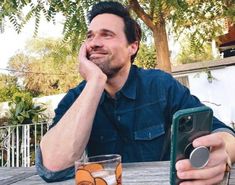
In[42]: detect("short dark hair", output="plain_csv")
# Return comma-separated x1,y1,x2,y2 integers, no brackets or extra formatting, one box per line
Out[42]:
88,1,142,63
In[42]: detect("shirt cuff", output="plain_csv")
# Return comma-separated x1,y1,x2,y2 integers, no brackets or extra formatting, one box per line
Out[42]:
35,146,75,182
212,128,235,137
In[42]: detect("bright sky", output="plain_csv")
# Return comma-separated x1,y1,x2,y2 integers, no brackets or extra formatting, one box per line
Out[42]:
0,15,64,72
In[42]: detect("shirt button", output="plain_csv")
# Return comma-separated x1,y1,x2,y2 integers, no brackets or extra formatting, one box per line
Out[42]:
117,116,121,121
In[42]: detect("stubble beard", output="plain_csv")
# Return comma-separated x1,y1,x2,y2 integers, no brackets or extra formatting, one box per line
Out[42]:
91,57,122,78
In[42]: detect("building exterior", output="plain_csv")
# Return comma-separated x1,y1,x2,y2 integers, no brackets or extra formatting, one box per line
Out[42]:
217,23,235,58
172,56,235,128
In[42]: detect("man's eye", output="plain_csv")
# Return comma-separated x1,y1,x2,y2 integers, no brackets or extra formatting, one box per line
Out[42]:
103,33,112,38
87,35,93,39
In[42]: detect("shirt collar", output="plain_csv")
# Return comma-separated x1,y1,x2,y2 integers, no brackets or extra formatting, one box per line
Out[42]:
99,65,137,104
119,65,137,100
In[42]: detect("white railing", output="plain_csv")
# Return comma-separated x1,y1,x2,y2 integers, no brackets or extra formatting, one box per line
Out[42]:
0,123,49,167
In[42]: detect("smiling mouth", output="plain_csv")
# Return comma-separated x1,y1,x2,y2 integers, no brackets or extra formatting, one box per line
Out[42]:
91,53,105,57
89,53,107,60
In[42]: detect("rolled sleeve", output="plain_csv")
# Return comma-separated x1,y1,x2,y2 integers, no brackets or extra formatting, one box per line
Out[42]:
35,146,75,182
212,128,235,137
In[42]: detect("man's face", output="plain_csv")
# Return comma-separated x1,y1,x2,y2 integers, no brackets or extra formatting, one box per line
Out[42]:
86,13,136,78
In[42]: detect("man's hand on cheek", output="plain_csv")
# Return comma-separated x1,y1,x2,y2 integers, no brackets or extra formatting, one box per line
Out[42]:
78,42,107,82
175,133,229,185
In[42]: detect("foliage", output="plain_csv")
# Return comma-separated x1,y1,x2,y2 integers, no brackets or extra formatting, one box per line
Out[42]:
169,1,233,53
1,0,235,72
0,0,92,50
175,38,215,64
134,43,156,69
7,94,48,125
0,74,21,102
7,38,156,98
8,38,82,96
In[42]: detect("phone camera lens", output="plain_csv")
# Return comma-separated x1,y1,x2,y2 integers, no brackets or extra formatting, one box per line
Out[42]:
179,115,193,132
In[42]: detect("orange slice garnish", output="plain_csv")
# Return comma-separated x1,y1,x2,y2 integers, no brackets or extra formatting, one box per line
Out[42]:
115,162,122,179
115,163,122,185
75,169,95,185
84,163,104,173
95,177,108,185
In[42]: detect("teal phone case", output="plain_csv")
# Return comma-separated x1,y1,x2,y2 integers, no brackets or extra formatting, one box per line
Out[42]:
170,106,213,185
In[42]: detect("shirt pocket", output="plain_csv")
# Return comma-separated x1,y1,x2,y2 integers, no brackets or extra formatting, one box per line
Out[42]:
87,130,118,156
134,124,165,161
134,124,165,140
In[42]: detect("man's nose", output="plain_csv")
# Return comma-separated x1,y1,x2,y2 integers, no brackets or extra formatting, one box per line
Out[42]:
87,36,103,49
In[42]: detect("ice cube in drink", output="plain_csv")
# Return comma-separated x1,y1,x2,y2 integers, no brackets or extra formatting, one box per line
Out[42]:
92,170,117,185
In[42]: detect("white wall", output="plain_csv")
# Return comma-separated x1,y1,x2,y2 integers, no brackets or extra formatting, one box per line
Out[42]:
0,102,9,117
186,66,235,127
33,93,66,118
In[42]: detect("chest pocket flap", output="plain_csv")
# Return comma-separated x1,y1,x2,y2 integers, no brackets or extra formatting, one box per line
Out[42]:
134,124,165,140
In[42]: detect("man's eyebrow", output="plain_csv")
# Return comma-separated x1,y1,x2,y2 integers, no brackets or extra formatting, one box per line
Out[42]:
86,29,115,35
101,29,113,33
101,29,115,34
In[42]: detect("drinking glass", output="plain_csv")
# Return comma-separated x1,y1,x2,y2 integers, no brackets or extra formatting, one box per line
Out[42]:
75,154,122,185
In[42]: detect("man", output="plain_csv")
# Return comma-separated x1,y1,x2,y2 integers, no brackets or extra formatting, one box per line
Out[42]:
36,1,235,184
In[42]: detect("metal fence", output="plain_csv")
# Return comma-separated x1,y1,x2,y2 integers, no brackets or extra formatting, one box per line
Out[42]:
0,123,49,167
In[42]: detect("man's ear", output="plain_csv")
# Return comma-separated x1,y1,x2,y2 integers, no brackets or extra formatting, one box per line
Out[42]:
128,41,139,56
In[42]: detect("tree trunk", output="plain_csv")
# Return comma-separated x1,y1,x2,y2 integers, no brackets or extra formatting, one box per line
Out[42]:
128,0,172,72
153,17,172,73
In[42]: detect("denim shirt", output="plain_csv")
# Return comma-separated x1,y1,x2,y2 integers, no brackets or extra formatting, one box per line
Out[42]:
36,65,235,182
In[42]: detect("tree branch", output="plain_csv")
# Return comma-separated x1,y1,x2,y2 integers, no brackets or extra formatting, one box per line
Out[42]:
128,0,155,30
150,0,155,19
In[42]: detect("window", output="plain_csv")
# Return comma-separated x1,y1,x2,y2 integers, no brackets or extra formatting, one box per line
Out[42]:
175,76,189,88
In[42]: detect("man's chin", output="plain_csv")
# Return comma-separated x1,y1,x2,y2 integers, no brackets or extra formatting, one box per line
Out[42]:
90,58,105,64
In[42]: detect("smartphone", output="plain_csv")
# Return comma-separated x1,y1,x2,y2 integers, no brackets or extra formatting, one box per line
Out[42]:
170,106,213,185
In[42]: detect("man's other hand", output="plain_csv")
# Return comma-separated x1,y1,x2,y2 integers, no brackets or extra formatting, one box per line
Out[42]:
175,133,230,185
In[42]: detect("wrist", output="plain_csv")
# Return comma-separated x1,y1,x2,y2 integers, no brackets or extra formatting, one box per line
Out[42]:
90,74,107,84
87,75,107,90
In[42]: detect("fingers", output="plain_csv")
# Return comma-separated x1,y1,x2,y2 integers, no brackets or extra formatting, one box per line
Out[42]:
179,172,225,185
177,161,226,180
77,42,107,82
77,43,85,70
176,159,192,171
78,42,89,63
206,147,227,167
193,133,225,149
176,146,227,171
175,134,228,185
